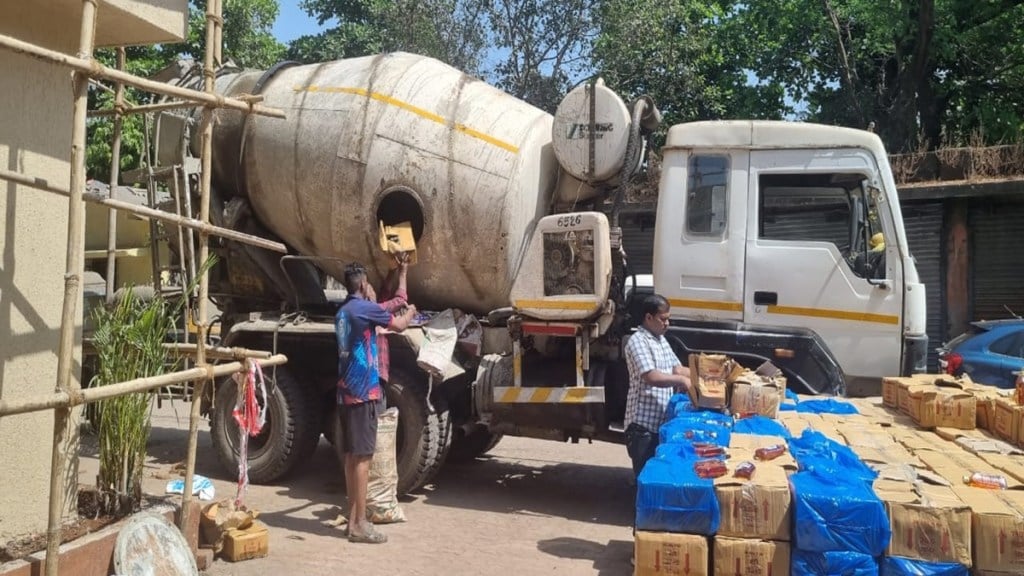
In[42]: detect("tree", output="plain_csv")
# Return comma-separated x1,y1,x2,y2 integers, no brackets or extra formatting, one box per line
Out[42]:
593,0,786,128
87,0,285,179
721,0,1024,151
482,0,598,112
287,0,488,74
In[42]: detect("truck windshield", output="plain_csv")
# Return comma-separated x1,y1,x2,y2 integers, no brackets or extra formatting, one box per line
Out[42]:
758,172,884,280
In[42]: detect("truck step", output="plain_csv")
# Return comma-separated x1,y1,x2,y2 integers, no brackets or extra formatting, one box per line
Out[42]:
492,386,605,404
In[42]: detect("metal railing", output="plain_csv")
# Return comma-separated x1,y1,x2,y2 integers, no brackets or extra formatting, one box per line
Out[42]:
0,1,289,574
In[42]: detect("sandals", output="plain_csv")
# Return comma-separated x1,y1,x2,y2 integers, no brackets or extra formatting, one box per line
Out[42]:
348,526,388,544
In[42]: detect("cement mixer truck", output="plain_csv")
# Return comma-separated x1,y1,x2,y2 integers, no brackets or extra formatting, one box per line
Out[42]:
153,52,927,494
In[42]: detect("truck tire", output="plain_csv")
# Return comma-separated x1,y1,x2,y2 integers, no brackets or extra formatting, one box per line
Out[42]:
209,366,319,484
331,369,450,495
446,427,503,463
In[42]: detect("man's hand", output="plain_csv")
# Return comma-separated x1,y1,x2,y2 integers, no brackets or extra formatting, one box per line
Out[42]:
394,252,410,272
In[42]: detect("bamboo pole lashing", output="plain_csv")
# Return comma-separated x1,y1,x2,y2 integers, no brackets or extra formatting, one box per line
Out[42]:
0,168,288,253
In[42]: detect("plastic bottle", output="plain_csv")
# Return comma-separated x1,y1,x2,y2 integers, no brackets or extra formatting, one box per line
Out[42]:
734,461,756,479
754,444,787,461
963,472,1008,490
693,459,728,479
693,443,725,458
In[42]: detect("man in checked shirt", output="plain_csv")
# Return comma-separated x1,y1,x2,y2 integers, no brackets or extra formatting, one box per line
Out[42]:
624,293,692,482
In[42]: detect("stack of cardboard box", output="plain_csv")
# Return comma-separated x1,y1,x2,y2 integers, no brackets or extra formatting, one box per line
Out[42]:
635,365,1024,576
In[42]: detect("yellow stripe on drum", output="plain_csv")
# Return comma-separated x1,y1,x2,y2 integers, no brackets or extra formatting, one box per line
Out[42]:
530,388,554,403
293,85,519,154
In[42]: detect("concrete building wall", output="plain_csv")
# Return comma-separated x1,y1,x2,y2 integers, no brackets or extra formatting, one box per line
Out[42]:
0,0,188,542
0,24,79,544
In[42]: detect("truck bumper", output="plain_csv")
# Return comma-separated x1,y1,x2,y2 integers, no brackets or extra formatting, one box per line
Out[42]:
902,334,929,376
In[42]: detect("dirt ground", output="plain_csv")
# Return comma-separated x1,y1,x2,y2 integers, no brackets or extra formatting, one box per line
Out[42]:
78,404,635,576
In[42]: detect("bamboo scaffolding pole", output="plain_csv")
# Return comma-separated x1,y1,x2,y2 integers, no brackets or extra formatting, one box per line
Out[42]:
44,1,96,572
0,355,287,418
89,99,204,117
104,47,126,303
181,0,221,533
164,343,274,361
0,31,286,119
0,168,288,253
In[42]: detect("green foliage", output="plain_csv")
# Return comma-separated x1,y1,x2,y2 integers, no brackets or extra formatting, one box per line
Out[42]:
593,0,786,129
482,0,597,112
86,0,285,180
287,0,487,74
90,288,178,516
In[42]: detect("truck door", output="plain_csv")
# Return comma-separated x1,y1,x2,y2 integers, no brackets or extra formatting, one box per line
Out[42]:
743,149,904,386
655,149,748,321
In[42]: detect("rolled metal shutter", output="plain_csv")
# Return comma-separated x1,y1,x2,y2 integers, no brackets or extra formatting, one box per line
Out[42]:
900,201,945,371
620,212,656,275
969,199,1024,322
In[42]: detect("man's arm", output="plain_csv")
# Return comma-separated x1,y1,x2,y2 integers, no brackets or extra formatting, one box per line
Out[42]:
386,305,418,332
627,337,688,389
378,258,409,312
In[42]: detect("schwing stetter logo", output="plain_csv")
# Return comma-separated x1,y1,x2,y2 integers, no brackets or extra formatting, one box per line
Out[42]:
565,123,615,140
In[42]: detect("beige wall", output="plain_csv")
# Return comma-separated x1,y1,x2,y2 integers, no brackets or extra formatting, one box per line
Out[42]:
0,47,79,543
0,0,188,543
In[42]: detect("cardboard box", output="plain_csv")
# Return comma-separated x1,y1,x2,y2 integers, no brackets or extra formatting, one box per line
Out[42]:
978,453,1024,484
688,354,741,410
635,532,709,576
915,449,1023,489
907,385,977,430
993,398,1022,443
953,487,1024,573
712,538,789,576
729,377,784,419
973,389,1004,432
884,375,936,408
222,520,269,562
777,412,813,438
714,459,792,540
875,482,972,565
378,220,418,266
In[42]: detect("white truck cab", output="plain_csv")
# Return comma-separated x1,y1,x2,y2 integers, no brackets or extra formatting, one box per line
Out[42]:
653,121,928,395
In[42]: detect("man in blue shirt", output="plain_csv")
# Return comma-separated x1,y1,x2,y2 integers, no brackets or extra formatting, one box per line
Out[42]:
336,262,416,544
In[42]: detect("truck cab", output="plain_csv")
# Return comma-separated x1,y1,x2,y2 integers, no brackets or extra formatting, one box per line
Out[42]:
653,121,928,396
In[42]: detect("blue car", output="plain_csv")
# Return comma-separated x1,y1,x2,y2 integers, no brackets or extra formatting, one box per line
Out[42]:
938,320,1024,388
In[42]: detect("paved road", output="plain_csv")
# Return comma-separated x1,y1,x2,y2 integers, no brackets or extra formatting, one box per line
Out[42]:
79,405,635,575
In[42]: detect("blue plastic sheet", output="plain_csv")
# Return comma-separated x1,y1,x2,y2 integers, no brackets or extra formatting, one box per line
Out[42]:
796,398,859,415
659,411,733,446
787,429,877,481
785,389,800,403
635,454,720,535
791,550,879,576
791,468,891,555
666,393,694,420
880,557,969,576
732,415,791,438
780,402,798,411
654,441,726,461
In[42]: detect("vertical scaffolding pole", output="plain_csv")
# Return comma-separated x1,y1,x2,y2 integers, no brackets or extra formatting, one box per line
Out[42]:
45,0,96,574
180,0,220,532
104,47,126,303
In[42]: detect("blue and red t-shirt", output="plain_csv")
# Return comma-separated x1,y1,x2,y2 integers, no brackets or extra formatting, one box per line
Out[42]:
336,296,393,405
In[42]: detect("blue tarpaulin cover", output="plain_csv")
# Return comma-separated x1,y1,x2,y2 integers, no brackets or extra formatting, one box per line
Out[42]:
796,398,860,415
732,415,792,438
879,557,969,576
788,429,877,481
635,454,720,535
790,468,891,555
791,550,879,576
659,411,734,446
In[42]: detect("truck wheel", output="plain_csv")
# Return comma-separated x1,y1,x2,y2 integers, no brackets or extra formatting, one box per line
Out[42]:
446,427,504,463
330,369,450,495
209,366,318,484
